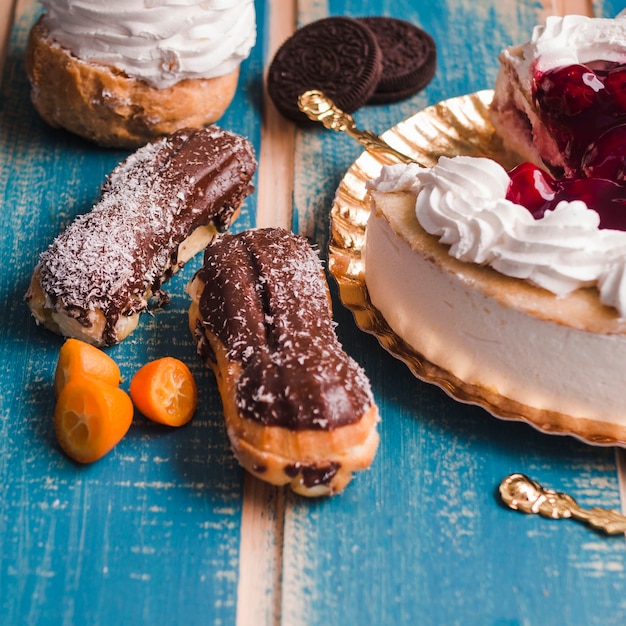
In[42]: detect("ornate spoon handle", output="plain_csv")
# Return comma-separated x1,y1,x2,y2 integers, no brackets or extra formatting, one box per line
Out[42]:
499,473,626,535
297,90,419,165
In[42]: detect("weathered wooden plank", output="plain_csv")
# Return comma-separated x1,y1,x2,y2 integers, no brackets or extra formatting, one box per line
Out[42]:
235,3,296,626
0,1,18,78
255,0,297,230
548,0,594,17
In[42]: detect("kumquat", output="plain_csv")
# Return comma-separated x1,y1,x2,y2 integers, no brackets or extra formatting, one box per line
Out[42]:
130,357,198,427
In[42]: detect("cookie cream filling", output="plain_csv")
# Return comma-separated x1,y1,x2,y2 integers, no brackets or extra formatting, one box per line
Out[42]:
370,157,626,317
39,0,256,88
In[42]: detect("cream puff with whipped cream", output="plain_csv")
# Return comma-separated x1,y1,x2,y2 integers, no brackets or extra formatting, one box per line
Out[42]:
26,0,256,147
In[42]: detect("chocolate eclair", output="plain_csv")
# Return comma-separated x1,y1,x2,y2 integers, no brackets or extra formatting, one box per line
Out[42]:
187,228,380,496
26,126,257,347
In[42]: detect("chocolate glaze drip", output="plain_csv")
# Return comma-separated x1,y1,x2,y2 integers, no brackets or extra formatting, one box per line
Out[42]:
36,126,256,345
194,228,374,431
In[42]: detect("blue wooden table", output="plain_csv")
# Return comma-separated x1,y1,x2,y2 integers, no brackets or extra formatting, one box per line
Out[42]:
3,1,626,624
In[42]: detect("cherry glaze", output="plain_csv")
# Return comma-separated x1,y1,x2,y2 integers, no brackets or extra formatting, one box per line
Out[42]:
506,162,626,230
533,61,626,178
504,61,626,231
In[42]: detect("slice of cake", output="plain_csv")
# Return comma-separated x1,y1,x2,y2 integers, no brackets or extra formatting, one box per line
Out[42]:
490,12,626,180
359,12,626,439
363,156,626,438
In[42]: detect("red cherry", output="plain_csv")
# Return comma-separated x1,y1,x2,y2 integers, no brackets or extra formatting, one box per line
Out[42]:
534,64,602,117
557,177,626,230
604,67,626,110
507,162,626,230
581,124,626,182
506,162,556,217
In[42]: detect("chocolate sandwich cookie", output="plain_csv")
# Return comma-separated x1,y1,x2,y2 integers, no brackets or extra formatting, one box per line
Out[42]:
358,16,437,104
267,16,382,125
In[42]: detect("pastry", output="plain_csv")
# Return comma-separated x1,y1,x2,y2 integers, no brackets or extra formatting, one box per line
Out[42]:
26,126,257,347
490,12,626,180
363,156,626,440
188,228,380,496
26,0,256,148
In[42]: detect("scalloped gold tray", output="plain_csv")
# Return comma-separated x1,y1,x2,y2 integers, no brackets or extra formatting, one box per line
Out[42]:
328,90,626,447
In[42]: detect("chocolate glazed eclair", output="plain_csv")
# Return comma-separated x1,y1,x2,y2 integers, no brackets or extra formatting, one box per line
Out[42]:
26,126,257,347
187,228,380,496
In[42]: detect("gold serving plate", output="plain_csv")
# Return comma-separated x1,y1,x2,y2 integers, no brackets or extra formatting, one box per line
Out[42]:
328,90,626,447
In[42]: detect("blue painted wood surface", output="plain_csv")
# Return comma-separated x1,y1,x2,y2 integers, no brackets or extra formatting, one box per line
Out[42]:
3,1,626,625
1,3,265,624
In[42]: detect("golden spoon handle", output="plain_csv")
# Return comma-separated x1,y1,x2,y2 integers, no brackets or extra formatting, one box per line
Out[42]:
499,473,626,535
297,90,419,165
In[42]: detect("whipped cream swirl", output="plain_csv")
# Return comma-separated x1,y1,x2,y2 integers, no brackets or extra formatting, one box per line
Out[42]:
40,0,256,88
369,156,626,317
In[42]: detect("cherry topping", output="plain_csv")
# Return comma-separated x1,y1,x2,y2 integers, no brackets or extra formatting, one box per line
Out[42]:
534,64,601,117
581,123,626,181
604,66,626,110
506,162,555,213
533,61,626,178
498,61,626,233
506,162,626,230
560,177,626,231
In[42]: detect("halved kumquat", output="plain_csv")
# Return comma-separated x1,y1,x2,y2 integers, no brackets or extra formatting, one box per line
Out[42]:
55,379,134,463
129,357,198,427
54,338,121,396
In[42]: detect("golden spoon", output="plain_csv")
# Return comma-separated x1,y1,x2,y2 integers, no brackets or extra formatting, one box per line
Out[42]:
297,89,420,165
499,473,626,535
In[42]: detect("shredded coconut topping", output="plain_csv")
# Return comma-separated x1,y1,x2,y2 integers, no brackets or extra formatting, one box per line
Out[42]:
193,228,375,430
36,126,256,343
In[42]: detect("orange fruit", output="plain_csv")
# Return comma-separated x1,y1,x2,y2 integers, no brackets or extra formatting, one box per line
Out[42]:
129,357,198,427
55,379,134,463
54,338,121,396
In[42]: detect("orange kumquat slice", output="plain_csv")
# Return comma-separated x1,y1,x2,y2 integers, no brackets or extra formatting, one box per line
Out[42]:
129,357,198,427
54,338,121,396
55,378,134,463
